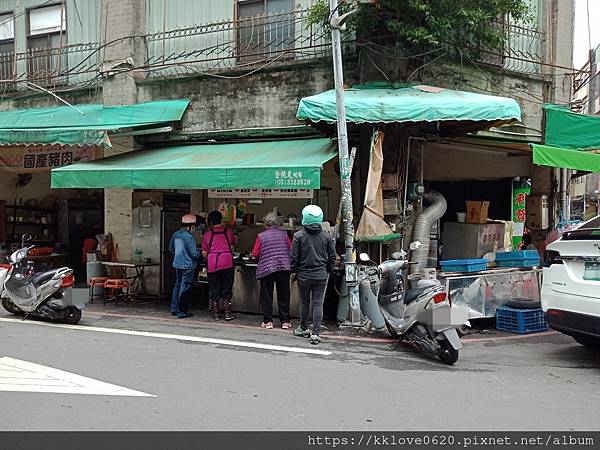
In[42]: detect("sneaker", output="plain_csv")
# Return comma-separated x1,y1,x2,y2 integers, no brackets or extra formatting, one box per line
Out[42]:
293,326,310,338
310,334,321,345
261,322,274,329
281,322,292,330
177,312,193,319
171,311,178,316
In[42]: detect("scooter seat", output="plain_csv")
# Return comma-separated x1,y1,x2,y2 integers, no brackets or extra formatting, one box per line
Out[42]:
403,287,429,305
32,269,62,287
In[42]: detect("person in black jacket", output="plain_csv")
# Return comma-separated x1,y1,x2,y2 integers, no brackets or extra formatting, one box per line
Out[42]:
291,205,335,345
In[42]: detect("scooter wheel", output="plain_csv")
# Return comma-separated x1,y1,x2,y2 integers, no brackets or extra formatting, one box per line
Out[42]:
61,307,82,325
438,340,459,365
2,298,24,316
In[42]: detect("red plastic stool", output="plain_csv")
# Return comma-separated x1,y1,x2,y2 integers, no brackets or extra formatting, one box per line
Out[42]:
104,279,130,306
88,277,108,304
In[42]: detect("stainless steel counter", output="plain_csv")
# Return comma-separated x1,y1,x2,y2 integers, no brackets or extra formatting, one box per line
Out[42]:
232,264,301,317
438,268,542,319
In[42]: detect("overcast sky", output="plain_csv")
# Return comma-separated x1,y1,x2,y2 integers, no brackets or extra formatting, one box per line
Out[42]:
573,0,600,69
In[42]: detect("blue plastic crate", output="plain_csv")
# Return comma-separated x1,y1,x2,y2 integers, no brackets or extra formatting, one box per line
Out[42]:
496,258,540,268
495,250,539,261
440,258,487,273
496,306,548,334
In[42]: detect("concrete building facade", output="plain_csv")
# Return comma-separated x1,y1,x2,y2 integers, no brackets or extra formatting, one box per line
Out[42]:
0,0,576,257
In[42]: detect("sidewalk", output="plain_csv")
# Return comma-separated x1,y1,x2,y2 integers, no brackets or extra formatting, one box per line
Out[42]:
75,289,556,345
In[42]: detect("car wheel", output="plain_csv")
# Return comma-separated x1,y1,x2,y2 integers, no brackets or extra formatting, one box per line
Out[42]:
573,334,600,349
506,299,542,309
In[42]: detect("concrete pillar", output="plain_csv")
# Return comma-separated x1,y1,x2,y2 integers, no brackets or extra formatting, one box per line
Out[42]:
101,0,146,261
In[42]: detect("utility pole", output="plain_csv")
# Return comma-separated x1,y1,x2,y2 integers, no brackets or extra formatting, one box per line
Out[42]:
328,0,364,324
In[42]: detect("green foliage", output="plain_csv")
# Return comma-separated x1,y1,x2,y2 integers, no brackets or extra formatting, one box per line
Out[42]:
308,0,534,54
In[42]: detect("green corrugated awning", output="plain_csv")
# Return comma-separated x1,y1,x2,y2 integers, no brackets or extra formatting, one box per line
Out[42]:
0,100,190,147
544,104,600,150
297,82,521,125
532,144,600,172
51,138,337,189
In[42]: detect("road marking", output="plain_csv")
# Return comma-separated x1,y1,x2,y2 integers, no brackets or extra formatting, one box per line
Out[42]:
0,357,153,397
0,317,332,356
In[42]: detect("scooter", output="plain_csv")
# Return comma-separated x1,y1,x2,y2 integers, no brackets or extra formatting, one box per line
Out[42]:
358,244,469,365
1,235,83,324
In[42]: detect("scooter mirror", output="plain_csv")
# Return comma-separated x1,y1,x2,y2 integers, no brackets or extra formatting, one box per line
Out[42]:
391,252,404,260
359,253,371,262
409,241,422,251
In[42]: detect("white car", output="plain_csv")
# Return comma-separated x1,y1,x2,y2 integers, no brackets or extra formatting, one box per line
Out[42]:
542,216,600,348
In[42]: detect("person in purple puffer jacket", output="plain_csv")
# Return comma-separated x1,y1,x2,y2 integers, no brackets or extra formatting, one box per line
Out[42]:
252,212,292,330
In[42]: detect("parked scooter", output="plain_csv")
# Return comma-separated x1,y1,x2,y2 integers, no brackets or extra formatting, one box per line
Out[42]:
1,235,83,324
358,244,469,364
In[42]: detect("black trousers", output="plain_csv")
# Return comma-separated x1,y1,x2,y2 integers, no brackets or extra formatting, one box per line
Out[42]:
207,267,235,303
298,277,327,335
259,271,291,324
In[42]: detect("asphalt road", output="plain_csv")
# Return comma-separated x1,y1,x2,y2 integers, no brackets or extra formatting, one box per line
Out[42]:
0,309,599,431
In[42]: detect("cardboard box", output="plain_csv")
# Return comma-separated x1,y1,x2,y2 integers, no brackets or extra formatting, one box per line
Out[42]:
466,201,490,224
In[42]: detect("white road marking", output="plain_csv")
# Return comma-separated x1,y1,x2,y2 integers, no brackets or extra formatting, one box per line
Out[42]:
0,317,332,356
0,357,154,396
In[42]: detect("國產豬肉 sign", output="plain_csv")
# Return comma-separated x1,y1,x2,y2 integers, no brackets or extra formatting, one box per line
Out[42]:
0,145,103,173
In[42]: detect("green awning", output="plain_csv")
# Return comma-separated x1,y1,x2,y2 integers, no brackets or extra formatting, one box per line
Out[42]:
0,100,190,147
544,104,600,150
297,82,521,125
532,144,600,172
51,138,337,189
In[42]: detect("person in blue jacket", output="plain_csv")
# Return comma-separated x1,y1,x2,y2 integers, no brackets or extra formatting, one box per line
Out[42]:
169,213,201,318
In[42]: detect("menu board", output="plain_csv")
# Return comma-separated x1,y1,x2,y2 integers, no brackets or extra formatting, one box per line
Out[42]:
208,189,313,199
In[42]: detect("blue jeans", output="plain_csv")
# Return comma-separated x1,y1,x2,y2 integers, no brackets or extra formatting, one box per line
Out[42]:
171,268,195,314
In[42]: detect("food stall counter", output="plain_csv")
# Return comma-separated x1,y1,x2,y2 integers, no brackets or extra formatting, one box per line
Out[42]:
438,267,542,319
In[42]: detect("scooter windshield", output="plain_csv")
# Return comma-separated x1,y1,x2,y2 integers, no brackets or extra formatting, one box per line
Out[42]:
5,267,37,308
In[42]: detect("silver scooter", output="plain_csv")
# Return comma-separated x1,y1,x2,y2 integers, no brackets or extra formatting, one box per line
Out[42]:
359,245,469,364
1,236,83,324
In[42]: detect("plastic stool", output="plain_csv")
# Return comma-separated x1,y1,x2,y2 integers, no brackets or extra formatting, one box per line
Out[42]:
88,277,108,304
104,279,130,306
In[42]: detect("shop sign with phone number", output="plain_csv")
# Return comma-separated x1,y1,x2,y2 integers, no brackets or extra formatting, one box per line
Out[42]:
274,170,312,187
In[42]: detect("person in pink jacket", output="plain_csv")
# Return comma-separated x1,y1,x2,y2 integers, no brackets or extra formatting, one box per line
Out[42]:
202,211,237,321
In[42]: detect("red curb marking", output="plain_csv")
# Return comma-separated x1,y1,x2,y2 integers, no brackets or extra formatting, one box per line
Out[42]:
82,310,557,345
462,330,557,343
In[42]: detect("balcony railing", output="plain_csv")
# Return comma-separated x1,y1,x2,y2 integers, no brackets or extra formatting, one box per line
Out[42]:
0,9,545,93
0,41,101,92
476,19,545,74
143,8,338,78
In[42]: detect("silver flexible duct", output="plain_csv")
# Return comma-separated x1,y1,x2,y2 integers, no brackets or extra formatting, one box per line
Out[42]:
409,190,447,276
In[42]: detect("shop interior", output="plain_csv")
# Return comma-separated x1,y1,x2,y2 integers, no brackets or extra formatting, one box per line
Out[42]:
0,171,104,280
95,157,346,318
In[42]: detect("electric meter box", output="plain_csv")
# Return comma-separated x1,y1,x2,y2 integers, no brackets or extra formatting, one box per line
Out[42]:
408,183,425,201
526,194,549,230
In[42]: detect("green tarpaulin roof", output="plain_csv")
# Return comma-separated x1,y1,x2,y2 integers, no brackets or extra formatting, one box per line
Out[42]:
544,104,600,150
532,144,600,172
0,100,190,147
297,82,521,125
51,138,337,189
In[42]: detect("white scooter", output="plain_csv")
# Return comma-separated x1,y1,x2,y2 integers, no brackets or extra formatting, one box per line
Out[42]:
358,244,469,364
1,236,83,324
